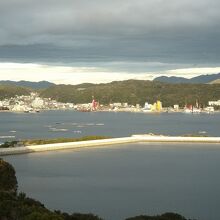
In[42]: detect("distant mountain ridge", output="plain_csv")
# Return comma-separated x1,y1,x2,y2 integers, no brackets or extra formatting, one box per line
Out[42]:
154,73,220,84
1,73,220,89
0,80,55,89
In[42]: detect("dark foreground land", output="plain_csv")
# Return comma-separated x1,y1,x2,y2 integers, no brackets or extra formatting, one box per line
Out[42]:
0,158,197,220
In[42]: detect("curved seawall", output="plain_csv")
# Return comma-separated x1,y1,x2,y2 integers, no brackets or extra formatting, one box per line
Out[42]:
1,135,220,156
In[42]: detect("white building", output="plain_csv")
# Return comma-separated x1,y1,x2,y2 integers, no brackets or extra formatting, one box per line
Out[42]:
143,102,152,110
123,103,128,107
174,104,179,110
113,103,122,107
12,104,27,112
208,100,220,106
32,97,44,108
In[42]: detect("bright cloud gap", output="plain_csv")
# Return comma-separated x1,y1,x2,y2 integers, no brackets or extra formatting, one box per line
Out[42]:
0,62,220,85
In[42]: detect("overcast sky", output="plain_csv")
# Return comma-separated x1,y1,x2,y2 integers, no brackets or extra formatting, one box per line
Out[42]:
0,0,220,84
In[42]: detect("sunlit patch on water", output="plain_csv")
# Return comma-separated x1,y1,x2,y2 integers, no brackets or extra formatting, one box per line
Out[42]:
49,128,68,132
73,130,82,133
0,135,15,138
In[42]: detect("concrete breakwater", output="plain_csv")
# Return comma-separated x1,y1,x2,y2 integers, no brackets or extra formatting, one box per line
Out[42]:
132,134,220,143
0,137,140,156
0,135,220,156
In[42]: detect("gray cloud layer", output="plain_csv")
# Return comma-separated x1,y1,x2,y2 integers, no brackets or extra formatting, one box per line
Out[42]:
0,0,220,71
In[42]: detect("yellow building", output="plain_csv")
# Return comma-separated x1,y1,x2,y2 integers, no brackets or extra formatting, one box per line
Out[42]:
151,103,157,111
149,100,162,112
156,100,162,111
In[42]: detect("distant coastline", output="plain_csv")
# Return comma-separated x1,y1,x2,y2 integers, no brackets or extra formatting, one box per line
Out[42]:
1,108,220,114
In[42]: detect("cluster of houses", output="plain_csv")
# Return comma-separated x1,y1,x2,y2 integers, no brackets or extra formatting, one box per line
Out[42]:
0,92,219,113
75,100,163,112
0,93,74,112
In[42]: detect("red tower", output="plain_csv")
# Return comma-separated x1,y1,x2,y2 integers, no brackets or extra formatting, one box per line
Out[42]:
92,96,98,111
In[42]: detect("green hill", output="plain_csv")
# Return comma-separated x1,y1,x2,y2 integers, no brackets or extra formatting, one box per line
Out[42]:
0,85,31,100
40,80,220,107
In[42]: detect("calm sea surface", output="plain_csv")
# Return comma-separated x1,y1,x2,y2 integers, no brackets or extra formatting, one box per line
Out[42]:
0,111,220,142
4,143,220,220
1,111,220,220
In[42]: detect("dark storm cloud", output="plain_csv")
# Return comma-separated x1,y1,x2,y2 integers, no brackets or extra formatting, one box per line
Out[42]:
0,0,220,69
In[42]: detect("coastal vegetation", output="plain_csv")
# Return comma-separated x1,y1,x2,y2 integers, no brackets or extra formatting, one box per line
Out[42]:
0,136,109,148
125,213,195,220
0,85,31,100
0,159,17,192
40,80,220,107
0,158,197,220
182,133,208,137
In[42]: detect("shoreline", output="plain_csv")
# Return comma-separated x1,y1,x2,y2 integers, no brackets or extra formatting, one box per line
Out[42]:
1,135,220,156
1,109,220,114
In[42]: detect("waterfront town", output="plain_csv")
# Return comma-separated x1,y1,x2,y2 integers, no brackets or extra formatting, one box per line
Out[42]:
0,92,218,113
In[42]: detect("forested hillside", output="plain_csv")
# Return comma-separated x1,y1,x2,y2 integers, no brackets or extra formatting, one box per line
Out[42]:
40,80,220,107
0,85,31,100
1,80,219,107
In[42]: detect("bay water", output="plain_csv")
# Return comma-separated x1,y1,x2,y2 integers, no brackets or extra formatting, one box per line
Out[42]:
1,111,220,220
